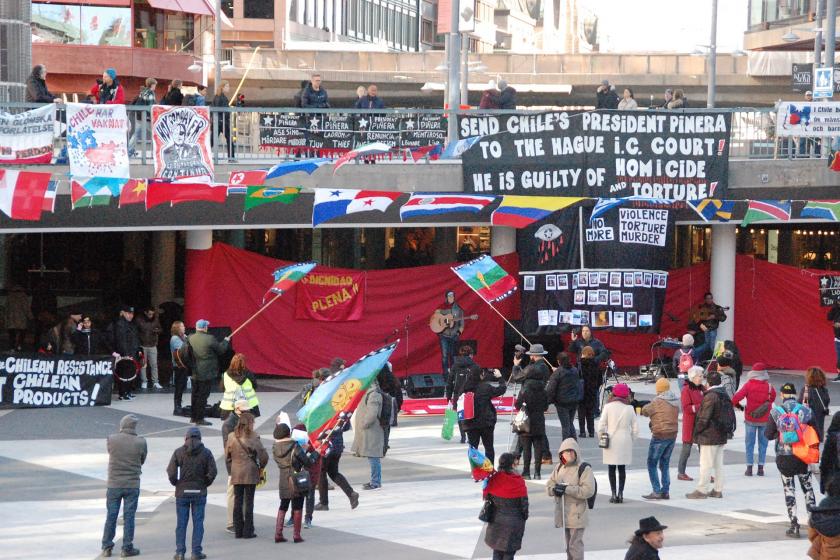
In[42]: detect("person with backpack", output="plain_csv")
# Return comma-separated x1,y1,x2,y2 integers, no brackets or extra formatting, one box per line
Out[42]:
809,473,840,559
672,334,695,390
821,413,840,495
482,453,528,559
677,366,705,481
598,383,638,503
446,345,478,444
766,382,817,538
577,346,602,438
462,365,507,465
800,367,831,443
733,363,776,477
686,370,735,499
641,378,679,500
351,382,386,490
546,438,596,560
546,352,581,441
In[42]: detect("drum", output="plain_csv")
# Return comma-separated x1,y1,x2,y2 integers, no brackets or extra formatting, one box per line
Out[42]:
114,356,140,384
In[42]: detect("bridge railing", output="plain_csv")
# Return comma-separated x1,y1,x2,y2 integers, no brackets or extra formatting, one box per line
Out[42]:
0,104,823,166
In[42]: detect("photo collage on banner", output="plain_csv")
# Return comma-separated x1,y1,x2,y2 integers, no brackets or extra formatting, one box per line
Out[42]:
152,105,214,179
65,102,130,178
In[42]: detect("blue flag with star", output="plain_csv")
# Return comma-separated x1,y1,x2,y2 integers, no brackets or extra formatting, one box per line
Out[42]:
312,188,361,227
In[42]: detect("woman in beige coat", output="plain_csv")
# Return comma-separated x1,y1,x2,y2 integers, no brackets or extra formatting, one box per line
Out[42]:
225,412,269,538
597,383,638,504
546,438,596,560
351,383,385,489
272,423,312,543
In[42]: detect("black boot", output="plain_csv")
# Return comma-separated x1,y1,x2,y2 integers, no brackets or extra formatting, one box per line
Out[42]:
617,492,624,504
786,520,800,538
609,492,617,504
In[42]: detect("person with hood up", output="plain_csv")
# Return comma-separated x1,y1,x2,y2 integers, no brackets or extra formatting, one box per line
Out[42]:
352,381,386,490
220,353,260,419
677,366,704,481
101,414,147,558
625,517,668,560
498,79,517,110
641,378,680,500
546,438,596,560
800,367,831,443
514,344,550,480
598,383,638,503
91,68,125,105
225,412,268,539
717,351,739,398
686,370,734,499
167,427,217,560
733,363,776,477
545,352,581,441
596,79,620,109
272,422,314,543
482,452,529,559
809,473,840,559
462,363,507,464
766,382,816,538
577,346,602,437
26,64,59,103
821,413,840,495
446,345,478,444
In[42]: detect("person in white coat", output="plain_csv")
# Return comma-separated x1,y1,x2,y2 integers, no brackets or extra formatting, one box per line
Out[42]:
597,383,638,504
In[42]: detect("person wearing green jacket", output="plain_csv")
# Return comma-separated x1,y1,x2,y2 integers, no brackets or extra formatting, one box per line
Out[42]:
183,319,229,426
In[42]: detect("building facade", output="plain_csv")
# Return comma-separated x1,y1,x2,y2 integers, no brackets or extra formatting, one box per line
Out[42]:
0,0,31,102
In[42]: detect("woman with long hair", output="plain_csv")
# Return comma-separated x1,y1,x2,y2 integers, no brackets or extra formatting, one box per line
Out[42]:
482,453,528,559
170,321,188,415
225,412,268,538
733,363,776,476
677,366,705,481
801,367,831,443
273,422,314,543
598,383,638,503
618,87,638,110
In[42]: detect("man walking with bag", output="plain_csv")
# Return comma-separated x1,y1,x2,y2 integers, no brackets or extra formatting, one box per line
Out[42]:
546,438,596,560
686,370,735,499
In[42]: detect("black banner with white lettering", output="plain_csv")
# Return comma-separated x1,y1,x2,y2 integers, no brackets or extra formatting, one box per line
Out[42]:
820,275,840,307
0,353,114,409
583,202,676,270
460,110,731,199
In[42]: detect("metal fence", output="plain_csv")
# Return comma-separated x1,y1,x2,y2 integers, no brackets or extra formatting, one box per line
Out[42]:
0,103,827,165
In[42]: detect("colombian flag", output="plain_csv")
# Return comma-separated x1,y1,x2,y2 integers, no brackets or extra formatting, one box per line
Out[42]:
491,195,584,228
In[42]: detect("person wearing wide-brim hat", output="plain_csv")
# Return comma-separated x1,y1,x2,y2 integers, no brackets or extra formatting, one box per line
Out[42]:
513,343,551,479
526,343,548,355
624,516,667,560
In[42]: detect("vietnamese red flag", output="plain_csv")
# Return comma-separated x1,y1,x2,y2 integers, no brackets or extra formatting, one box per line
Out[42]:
229,170,268,186
118,179,147,207
0,169,51,221
145,179,228,210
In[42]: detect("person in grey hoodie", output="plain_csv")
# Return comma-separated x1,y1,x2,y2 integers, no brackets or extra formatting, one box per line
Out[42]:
101,414,147,558
640,379,680,500
167,427,217,560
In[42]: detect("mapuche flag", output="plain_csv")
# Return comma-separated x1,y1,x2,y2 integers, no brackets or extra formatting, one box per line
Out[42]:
263,261,316,303
468,446,495,482
452,254,517,304
296,342,398,450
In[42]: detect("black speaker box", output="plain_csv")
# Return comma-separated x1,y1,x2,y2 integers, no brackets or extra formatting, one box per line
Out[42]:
404,373,446,399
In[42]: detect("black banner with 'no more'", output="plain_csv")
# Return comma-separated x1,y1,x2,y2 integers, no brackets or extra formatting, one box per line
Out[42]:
461,110,732,200
0,353,114,409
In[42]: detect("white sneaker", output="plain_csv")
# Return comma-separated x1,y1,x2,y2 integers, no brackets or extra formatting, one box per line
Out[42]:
141,383,148,390
153,383,163,390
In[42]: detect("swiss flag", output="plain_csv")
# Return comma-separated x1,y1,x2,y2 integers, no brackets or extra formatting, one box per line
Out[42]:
0,170,51,221
229,170,268,186
146,179,228,210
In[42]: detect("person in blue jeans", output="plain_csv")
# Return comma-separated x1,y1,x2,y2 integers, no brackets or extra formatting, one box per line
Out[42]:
167,427,217,560
436,290,464,376
733,364,776,476
102,414,147,557
640,378,680,500
351,383,386,490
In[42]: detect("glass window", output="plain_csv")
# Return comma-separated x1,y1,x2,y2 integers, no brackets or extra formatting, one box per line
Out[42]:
31,4,131,47
222,0,234,17
244,0,274,18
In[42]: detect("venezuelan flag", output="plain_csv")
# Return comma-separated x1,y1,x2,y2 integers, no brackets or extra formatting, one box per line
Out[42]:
491,196,584,228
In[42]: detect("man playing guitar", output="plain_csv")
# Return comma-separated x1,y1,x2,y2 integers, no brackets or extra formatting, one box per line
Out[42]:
435,290,463,376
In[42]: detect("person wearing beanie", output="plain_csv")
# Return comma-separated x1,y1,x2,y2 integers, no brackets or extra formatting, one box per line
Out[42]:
732,363,776,477
677,366,705,481
766,382,816,538
167,427,217,560
800,367,830,443
673,333,695,390
101,414,147,558
686,370,735,499
272,422,314,543
598,383,638,503
640,379,680,500
90,68,125,105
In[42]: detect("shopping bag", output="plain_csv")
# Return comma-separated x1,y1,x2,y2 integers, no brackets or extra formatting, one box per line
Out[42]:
457,391,475,421
442,408,457,440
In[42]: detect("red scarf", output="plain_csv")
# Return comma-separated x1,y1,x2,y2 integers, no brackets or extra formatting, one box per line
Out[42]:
484,470,528,499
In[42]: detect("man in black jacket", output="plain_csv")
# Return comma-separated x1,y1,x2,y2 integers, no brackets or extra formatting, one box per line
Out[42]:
462,366,506,464
596,80,619,109
545,352,580,440
112,306,142,401
302,74,330,108
446,345,479,443
497,79,517,109
167,427,217,560
72,315,108,356
829,303,840,379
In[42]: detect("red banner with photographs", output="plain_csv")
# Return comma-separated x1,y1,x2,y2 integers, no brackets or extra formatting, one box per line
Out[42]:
295,271,366,321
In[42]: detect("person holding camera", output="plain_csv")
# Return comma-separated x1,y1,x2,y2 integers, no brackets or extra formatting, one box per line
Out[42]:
546,438,596,560
482,453,528,560
514,344,550,480
463,366,507,465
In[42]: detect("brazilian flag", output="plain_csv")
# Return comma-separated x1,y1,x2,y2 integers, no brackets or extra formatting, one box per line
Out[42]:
244,186,301,212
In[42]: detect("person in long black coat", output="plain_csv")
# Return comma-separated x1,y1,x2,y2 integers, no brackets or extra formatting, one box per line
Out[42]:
514,348,549,480
577,347,602,437
463,367,507,464
800,367,831,443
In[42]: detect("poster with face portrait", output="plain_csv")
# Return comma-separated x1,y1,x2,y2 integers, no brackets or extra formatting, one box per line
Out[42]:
152,106,213,179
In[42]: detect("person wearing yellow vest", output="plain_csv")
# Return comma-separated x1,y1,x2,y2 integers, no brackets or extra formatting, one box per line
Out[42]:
221,354,260,418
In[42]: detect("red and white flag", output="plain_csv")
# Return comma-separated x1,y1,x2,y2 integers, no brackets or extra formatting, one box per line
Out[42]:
0,169,52,221
229,170,268,186
146,179,228,210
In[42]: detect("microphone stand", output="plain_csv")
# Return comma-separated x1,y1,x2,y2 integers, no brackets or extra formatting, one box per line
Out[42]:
403,314,410,378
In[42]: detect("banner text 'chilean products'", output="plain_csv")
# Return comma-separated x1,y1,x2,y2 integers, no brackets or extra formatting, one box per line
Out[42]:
0,353,114,409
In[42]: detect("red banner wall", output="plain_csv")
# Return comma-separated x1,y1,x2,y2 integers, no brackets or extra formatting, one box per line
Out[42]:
185,244,519,377
295,271,366,321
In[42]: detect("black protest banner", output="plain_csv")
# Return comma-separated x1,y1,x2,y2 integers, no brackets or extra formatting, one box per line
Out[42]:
0,353,114,409
259,113,307,148
516,209,580,272
583,201,676,270
519,268,669,333
820,275,840,307
461,110,732,199
402,114,448,148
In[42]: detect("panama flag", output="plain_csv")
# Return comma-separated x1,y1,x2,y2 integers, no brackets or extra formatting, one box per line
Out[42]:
741,200,792,226
312,188,401,226
0,169,52,220
400,193,497,220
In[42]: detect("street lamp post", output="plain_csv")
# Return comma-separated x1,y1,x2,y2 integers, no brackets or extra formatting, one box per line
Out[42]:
215,0,223,93
815,0,824,68
446,0,461,143
707,0,718,108
828,0,837,69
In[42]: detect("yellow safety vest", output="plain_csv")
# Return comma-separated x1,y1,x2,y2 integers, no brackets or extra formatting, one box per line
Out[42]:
220,372,259,411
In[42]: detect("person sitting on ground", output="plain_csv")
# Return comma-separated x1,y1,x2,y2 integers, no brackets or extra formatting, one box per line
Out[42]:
625,517,668,560
809,473,840,559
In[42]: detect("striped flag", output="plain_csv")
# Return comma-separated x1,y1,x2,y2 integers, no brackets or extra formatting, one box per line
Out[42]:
42,180,58,213
590,198,626,223
742,200,792,226
801,200,840,221
491,196,584,228
263,261,317,303
400,193,496,221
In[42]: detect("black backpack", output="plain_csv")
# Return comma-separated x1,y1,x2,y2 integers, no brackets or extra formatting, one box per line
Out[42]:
376,388,396,428
578,462,597,509
715,391,737,440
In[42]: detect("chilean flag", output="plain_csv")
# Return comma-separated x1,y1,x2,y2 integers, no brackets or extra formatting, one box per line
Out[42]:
0,169,52,221
312,188,401,227
400,193,497,221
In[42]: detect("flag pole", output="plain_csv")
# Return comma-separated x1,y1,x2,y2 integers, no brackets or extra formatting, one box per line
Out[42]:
228,291,283,339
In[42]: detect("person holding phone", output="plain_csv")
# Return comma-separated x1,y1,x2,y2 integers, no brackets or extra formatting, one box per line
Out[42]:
569,326,610,364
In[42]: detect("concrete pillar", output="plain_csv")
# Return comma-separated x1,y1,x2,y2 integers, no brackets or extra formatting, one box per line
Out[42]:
186,229,213,251
710,224,736,342
490,226,516,256
433,228,457,264
151,231,176,306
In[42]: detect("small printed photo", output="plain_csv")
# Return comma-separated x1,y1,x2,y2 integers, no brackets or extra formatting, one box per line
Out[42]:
613,312,625,328
587,290,599,305
574,290,586,305
651,274,662,288
627,312,638,328
581,310,590,325
588,272,600,287
622,292,633,308
557,274,569,290
623,272,634,286
660,273,669,289
610,272,622,287
546,275,558,291
523,276,536,291
597,290,608,305
609,290,622,306
634,272,644,286
558,312,572,324
592,310,611,328
578,272,588,287
639,314,654,327
599,272,609,285
643,272,653,288
572,274,578,289
571,310,583,325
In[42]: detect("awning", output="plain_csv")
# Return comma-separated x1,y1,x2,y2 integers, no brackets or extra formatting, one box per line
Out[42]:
147,0,213,16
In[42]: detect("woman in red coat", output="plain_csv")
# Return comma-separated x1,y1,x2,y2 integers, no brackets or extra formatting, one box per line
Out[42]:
733,363,777,477
677,366,705,481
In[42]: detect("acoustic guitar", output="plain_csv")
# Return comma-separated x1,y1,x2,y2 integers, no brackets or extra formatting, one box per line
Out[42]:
429,310,479,334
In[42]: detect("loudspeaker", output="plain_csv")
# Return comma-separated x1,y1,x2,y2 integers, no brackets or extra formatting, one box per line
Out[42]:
404,373,446,399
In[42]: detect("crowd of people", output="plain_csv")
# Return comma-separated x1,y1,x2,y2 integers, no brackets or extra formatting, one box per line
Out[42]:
596,79,689,111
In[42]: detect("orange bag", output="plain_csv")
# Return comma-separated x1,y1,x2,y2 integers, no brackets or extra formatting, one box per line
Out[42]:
792,425,821,464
